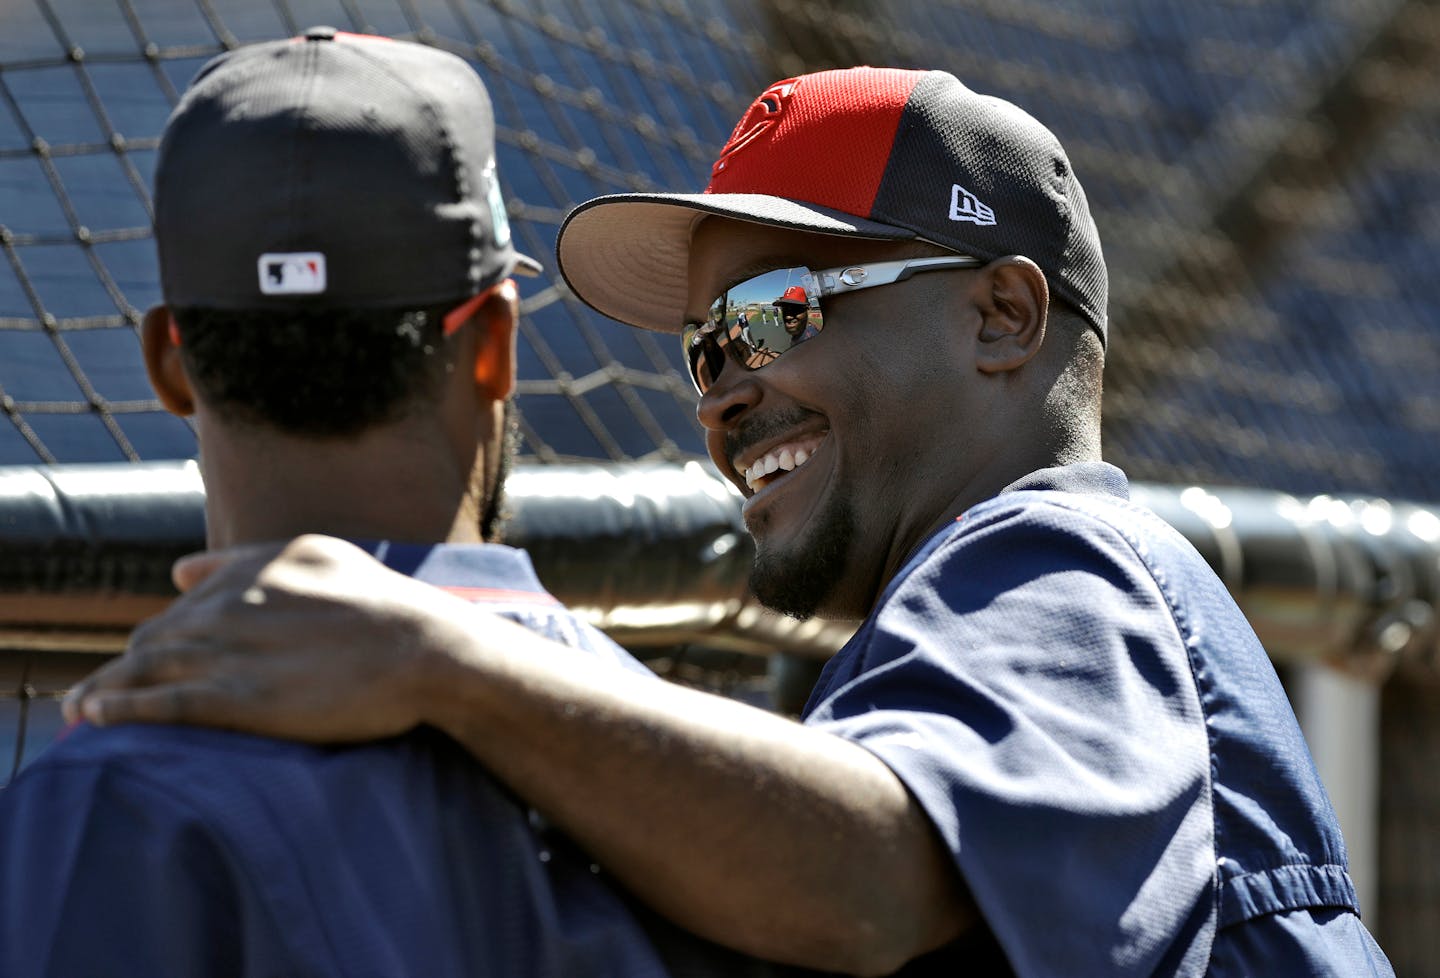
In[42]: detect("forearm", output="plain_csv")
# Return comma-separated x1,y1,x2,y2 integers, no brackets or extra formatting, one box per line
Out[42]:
420,613,970,972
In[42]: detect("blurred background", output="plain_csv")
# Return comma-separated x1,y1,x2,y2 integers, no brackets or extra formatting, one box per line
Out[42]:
0,0,1436,970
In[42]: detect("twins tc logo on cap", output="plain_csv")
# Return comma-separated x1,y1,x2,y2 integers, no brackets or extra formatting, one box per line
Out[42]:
258,253,327,295
712,78,798,178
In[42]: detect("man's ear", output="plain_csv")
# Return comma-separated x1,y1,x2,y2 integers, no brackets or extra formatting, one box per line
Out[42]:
973,257,1048,374
140,305,195,416
467,279,519,401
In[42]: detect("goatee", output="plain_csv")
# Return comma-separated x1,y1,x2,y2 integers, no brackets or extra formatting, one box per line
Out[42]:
747,492,857,621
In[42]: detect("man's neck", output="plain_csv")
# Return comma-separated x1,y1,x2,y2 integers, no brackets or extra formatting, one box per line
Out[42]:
197,420,483,549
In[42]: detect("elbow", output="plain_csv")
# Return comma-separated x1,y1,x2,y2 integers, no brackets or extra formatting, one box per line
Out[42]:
789,896,973,977
800,925,943,977
843,939,921,978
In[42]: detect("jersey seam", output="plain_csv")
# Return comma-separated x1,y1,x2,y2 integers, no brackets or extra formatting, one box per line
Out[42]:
15,756,313,972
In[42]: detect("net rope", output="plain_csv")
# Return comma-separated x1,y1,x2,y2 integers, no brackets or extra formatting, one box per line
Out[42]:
0,0,1436,494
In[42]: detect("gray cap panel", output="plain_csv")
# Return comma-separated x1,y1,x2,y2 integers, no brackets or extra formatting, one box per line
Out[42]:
155,30,538,312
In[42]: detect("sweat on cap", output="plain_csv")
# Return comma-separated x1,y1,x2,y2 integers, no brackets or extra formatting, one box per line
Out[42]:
556,67,1106,342
154,27,540,314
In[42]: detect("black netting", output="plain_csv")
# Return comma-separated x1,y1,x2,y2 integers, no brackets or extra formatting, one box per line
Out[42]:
0,0,767,466
3,0,1439,967
2,0,1436,501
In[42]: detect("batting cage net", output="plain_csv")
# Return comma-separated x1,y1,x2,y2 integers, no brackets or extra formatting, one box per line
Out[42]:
2,0,1438,969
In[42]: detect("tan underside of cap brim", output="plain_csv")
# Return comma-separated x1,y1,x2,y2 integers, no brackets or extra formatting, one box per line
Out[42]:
556,193,915,334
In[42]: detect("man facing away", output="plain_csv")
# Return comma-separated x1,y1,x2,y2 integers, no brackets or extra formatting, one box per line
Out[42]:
67,67,1395,976
0,29,773,978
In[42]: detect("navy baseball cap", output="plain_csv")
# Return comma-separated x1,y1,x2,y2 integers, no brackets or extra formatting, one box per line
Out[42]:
557,67,1107,342
155,28,540,312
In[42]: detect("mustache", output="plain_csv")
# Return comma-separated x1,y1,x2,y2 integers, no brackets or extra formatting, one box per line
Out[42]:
723,407,824,464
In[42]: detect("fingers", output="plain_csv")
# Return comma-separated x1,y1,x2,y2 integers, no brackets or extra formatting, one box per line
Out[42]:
64,534,403,732
172,549,229,593
172,535,376,601
73,682,236,729
172,539,293,595
277,533,377,575
62,641,216,725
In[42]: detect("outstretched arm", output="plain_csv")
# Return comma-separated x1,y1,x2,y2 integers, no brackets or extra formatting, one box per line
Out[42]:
66,535,971,974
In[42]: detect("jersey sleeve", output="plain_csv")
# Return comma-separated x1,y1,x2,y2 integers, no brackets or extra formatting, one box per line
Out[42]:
0,756,252,978
804,502,1217,976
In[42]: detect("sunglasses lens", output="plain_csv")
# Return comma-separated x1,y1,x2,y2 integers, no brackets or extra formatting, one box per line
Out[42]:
687,267,824,392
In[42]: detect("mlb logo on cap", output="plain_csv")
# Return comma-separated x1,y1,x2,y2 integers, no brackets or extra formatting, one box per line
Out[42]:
258,253,327,296
154,30,540,313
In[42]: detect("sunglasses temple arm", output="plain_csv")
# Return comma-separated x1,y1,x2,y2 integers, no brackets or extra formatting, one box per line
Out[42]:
891,256,986,284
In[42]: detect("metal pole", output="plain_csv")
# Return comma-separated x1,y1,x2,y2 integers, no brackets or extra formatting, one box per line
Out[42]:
1293,663,1382,920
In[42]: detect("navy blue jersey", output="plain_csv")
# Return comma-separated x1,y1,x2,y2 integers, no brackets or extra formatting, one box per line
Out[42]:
803,463,1394,976
0,544,676,978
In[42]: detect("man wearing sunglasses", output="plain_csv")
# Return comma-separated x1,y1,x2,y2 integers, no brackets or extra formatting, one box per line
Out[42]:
67,67,1393,976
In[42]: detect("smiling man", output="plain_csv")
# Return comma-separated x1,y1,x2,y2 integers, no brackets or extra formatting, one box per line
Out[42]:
67,67,1393,976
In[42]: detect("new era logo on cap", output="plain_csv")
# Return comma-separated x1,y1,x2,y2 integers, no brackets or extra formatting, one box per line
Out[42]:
948,184,995,227
258,253,327,295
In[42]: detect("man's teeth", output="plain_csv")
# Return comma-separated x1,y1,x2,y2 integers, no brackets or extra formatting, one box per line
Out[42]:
743,444,813,491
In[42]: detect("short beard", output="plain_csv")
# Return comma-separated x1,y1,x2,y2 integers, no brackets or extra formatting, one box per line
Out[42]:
747,492,857,621
480,399,520,543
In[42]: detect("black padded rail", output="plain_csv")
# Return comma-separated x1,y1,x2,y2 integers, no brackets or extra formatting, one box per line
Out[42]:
0,461,1436,669
0,460,852,657
0,463,206,595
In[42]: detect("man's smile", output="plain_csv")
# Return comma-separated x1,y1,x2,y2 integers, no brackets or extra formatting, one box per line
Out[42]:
738,431,828,493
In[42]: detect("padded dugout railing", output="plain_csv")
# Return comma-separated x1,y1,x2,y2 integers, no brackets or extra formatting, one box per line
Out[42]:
2,458,1438,921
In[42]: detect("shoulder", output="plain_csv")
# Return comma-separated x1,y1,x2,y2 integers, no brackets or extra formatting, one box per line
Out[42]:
410,542,659,679
6,720,273,783
896,482,1227,637
0,724,252,912
813,485,1212,717
0,725,325,976
887,485,1179,619
0,722,318,837
951,480,1175,555
0,721,459,830
803,489,1227,977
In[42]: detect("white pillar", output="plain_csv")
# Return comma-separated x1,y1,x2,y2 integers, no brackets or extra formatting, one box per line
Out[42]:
1292,663,1381,920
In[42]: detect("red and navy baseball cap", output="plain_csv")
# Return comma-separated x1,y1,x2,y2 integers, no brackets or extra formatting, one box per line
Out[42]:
774,286,809,307
154,28,540,313
556,67,1106,342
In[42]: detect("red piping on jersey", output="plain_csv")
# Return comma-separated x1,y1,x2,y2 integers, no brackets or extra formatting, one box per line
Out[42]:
439,585,561,606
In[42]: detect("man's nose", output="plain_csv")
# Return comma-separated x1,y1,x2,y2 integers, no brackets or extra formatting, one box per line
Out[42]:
696,365,761,432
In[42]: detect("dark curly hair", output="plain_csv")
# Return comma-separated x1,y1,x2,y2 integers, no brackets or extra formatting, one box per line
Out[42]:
171,303,459,438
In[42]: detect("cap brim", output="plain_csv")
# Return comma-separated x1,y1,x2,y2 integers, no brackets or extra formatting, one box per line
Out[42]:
556,193,917,334
512,251,543,277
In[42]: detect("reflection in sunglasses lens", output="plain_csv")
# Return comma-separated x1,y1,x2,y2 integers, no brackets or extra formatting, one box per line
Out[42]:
686,254,983,393
690,265,825,393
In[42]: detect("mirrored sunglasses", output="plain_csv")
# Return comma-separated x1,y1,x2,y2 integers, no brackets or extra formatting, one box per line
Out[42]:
682,255,983,394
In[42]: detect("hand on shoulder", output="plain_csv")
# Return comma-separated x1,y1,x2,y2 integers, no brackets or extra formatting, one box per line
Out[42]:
64,534,472,742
